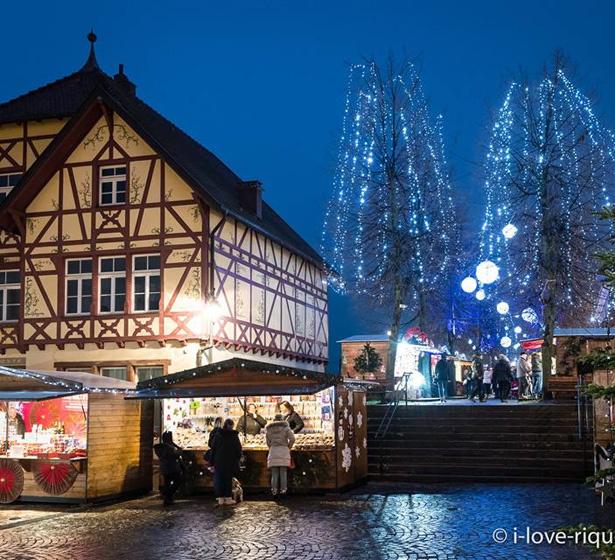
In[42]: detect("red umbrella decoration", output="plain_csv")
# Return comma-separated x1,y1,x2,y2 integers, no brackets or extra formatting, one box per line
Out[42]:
32,461,78,495
0,459,24,504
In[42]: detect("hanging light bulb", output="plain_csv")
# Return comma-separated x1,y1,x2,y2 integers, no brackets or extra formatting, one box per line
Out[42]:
461,276,478,293
514,326,522,334
521,307,539,324
496,301,509,315
500,336,512,348
502,223,518,239
475,289,486,301
476,260,499,284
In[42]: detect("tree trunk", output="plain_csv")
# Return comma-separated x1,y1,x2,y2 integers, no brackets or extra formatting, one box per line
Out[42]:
386,277,404,387
541,278,557,398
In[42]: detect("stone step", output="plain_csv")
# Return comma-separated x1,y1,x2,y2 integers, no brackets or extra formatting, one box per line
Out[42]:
367,472,584,483
368,463,589,477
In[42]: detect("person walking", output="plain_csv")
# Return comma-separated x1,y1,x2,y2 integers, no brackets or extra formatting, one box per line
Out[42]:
516,352,532,400
531,353,543,398
154,431,184,506
265,413,296,497
482,365,493,400
493,354,513,402
434,353,449,404
210,418,242,506
470,354,485,402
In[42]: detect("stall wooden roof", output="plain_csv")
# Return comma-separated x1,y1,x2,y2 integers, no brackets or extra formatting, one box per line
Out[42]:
132,358,340,398
0,366,134,401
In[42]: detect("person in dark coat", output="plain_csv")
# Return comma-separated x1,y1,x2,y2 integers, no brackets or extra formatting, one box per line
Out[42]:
210,418,242,505
204,417,223,466
154,431,184,506
493,354,513,402
469,354,485,402
434,353,449,404
280,401,304,433
236,404,267,436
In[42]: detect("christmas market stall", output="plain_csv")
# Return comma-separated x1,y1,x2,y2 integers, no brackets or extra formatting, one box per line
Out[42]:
0,367,153,504
393,328,443,399
132,358,368,492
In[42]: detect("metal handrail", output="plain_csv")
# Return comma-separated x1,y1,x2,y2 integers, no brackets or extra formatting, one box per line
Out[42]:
374,373,410,439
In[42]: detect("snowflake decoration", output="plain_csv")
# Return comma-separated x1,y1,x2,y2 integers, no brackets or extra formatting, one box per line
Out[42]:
338,425,345,442
348,391,353,406
338,395,344,408
349,414,354,426
362,394,367,406
363,437,367,449
343,407,349,420
356,411,363,428
342,443,352,472
355,445,361,459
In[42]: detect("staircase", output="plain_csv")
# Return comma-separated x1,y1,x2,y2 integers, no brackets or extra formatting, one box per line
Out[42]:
368,402,593,482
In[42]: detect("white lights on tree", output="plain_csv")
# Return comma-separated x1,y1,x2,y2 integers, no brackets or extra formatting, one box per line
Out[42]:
475,260,499,285
496,301,509,315
521,307,539,324
502,223,518,239
461,276,478,293
475,289,486,301
500,336,512,348
514,326,522,334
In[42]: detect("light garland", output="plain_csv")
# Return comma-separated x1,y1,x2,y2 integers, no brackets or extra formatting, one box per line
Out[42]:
321,60,456,322
478,64,615,350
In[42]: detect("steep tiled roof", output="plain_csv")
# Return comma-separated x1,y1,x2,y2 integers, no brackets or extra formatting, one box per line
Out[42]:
0,44,324,266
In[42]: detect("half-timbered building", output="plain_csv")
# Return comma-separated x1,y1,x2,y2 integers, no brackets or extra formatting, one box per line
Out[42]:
0,34,328,381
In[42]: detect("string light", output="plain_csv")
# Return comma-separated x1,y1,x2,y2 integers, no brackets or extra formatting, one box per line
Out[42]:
321,60,456,319
478,65,615,348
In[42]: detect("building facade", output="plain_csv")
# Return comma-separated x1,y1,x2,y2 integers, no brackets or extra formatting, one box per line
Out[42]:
0,35,328,381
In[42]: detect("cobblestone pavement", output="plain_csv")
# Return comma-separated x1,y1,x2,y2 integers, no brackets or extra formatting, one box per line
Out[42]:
0,483,612,560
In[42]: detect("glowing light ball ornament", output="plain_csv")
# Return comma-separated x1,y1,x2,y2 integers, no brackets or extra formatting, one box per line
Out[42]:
461,276,478,293
475,260,499,285
502,223,518,239
514,326,522,334
496,301,509,315
521,307,539,324
475,289,486,301
500,336,512,348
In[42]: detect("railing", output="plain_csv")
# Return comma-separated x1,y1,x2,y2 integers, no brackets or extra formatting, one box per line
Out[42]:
374,373,410,439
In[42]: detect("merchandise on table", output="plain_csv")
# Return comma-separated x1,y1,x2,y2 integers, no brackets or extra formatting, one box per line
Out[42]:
163,388,335,451
0,395,88,460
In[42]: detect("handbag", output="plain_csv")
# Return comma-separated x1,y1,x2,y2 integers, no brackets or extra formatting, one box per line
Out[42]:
288,454,296,470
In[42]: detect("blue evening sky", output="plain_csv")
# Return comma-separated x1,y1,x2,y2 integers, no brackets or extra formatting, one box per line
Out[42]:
4,1,614,370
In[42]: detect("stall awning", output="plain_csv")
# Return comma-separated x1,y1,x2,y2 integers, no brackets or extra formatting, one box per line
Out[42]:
0,366,134,401
130,358,341,399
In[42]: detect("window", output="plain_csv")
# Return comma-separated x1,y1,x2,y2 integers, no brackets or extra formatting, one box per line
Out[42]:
65,259,92,315
0,270,20,322
0,173,22,202
100,367,128,381
99,166,127,205
133,255,160,312
99,257,126,313
136,366,164,382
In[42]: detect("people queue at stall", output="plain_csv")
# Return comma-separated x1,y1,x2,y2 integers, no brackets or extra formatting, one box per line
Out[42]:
154,400,305,506
435,350,543,403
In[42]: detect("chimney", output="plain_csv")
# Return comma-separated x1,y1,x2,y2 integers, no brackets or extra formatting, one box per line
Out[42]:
240,180,263,219
114,64,136,96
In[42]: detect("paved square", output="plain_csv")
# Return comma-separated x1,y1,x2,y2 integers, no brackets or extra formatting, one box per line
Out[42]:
0,483,612,559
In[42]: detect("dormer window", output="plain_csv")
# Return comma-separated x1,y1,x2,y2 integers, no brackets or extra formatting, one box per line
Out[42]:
99,166,127,205
0,173,22,202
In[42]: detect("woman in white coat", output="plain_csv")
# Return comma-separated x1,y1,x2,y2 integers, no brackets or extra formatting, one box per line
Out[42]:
265,414,295,496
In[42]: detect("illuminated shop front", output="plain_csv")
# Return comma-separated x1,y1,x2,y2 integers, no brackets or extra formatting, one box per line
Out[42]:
394,329,443,399
0,367,153,504
133,358,368,491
